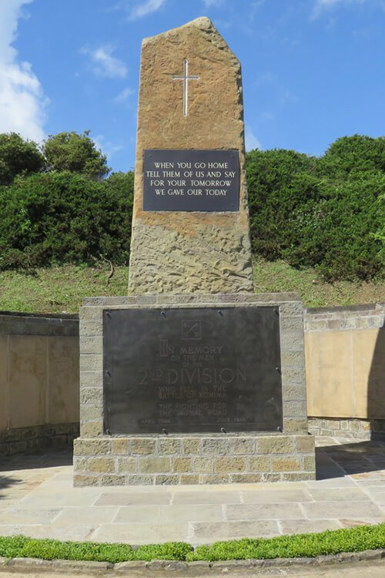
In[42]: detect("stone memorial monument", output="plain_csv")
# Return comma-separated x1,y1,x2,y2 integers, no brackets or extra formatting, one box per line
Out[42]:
73,17,315,486
128,16,253,295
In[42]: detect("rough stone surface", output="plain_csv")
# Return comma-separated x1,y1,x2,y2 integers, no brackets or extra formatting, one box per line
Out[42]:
74,293,313,486
73,433,315,486
0,422,79,457
5,551,385,577
128,17,253,294
308,417,385,440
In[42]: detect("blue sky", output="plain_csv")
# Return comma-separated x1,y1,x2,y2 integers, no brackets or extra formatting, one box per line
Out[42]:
1,0,385,173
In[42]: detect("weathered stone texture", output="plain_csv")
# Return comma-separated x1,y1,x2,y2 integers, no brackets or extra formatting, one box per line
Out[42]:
128,17,253,294
308,417,385,440
73,433,315,486
74,294,312,485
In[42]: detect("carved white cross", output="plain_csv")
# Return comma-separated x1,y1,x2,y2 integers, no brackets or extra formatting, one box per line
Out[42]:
172,59,199,117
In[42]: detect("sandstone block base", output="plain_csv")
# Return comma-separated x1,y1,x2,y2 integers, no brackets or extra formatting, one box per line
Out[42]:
75,292,313,486
1,423,79,456
73,433,315,486
308,417,385,440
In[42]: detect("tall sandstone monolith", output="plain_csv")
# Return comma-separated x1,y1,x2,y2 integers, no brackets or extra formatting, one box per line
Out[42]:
128,17,254,294
74,18,315,488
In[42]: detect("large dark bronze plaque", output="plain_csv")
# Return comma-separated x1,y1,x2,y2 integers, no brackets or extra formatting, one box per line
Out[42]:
143,149,239,212
103,307,282,434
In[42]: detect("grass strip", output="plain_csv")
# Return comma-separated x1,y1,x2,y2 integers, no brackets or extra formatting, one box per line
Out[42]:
1,524,385,563
0,536,192,562
2,260,385,313
187,524,385,561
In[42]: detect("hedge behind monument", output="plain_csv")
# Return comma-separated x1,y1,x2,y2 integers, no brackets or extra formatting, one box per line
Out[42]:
246,136,385,281
1,133,385,281
0,170,133,269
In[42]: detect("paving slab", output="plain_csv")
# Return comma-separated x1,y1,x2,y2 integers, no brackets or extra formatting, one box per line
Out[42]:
94,491,172,506
301,500,385,521
279,518,343,534
52,507,119,526
241,488,312,503
306,488,369,501
114,503,224,524
0,525,94,541
0,438,385,548
0,508,60,524
190,519,280,542
91,522,188,544
224,502,304,520
171,489,242,504
16,490,100,508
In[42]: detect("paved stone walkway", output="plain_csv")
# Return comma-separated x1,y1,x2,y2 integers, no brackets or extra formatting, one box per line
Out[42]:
1,437,385,546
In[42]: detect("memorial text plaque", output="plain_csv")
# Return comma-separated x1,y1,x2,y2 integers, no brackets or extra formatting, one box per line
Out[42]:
103,307,282,434
143,149,239,212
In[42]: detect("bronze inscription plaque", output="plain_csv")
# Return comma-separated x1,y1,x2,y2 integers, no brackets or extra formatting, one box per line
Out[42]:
103,307,282,434
143,149,239,212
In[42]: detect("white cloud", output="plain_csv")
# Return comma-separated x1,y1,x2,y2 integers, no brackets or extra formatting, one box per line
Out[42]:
94,134,124,162
255,72,298,107
0,0,46,142
114,87,134,104
82,45,127,79
121,0,167,21
202,0,225,8
312,0,367,18
258,111,275,122
245,125,261,152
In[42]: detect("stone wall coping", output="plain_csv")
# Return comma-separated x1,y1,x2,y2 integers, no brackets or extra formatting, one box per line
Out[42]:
306,303,384,315
0,311,78,319
0,312,79,337
305,303,385,332
77,432,302,440
82,292,302,307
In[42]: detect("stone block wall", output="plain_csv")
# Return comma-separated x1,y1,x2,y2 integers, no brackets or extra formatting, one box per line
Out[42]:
308,417,378,440
3,301,384,460
74,433,315,486
0,312,80,455
305,303,385,431
74,292,314,486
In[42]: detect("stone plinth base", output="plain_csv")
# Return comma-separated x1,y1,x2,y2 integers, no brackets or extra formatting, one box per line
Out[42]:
1,423,79,457
73,433,315,486
308,417,385,440
74,293,314,486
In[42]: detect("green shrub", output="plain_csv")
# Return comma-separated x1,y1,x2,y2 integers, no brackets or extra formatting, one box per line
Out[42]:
246,138,385,281
0,133,45,186
246,148,317,260
43,131,110,180
317,134,385,179
0,170,133,270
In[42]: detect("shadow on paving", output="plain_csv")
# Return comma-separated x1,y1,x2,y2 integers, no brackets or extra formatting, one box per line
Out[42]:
2,441,385,485
316,440,385,480
0,474,23,497
0,448,73,473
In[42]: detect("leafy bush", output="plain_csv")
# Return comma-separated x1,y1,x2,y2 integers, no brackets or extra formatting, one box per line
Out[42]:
0,132,45,185
246,137,385,280
246,148,318,260
0,170,133,270
2,130,385,281
317,134,385,179
43,131,110,180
